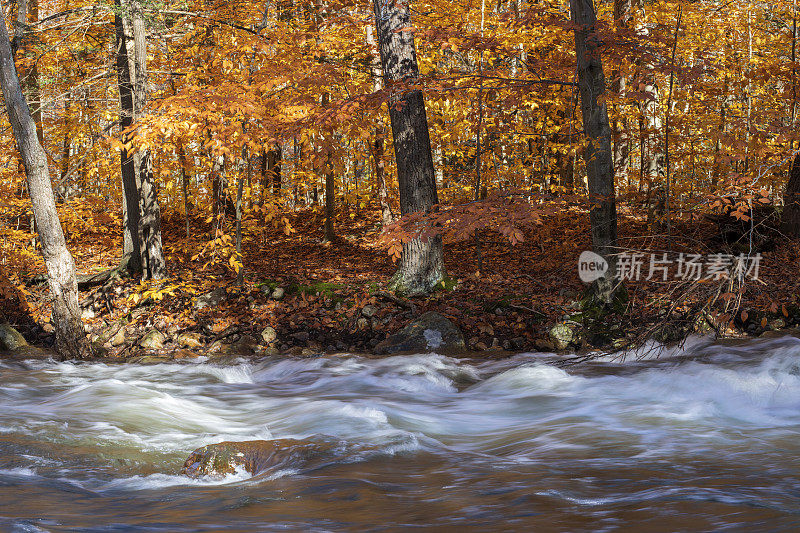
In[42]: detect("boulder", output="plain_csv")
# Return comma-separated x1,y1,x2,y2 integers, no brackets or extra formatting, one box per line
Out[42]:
361,304,378,318
195,287,227,310
181,439,330,479
374,312,466,355
139,329,166,350
0,323,28,351
173,349,201,359
128,355,171,365
270,287,285,300
177,331,203,349
549,323,576,350
110,328,127,347
260,326,277,344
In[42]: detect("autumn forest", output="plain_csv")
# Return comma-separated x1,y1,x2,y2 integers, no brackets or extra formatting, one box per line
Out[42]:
1,0,800,361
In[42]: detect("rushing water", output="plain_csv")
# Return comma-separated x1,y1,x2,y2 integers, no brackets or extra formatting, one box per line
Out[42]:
2,335,800,531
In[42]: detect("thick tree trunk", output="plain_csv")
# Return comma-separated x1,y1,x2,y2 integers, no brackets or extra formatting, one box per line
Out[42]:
114,2,143,275
0,16,92,359
783,151,800,236
131,1,164,279
373,0,445,296
571,0,620,303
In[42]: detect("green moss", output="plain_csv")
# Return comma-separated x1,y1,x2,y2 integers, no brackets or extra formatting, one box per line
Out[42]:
288,281,343,298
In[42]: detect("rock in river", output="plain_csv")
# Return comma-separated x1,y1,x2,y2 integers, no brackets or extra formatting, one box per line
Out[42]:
0,323,28,351
182,439,332,479
374,311,466,355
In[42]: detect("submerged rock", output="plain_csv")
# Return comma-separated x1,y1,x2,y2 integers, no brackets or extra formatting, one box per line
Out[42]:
374,312,465,355
181,439,331,479
0,323,28,351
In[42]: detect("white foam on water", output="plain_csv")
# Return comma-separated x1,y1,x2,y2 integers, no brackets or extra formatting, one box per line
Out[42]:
3,341,800,486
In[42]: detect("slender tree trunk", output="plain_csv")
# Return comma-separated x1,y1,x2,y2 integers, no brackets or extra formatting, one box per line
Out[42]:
131,1,164,279
0,16,92,359
571,0,620,302
324,156,335,241
322,92,336,241
212,153,227,235
373,0,445,295
60,99,71,181
235,169,244,284
367,24,394,227
178,139,191,238
12,0,44,146
114,2,143,275
612,0,631,186
267,146,282,195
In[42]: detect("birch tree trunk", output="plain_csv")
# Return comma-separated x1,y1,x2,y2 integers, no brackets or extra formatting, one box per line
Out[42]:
0,16,93,359
373,0,445,295
571,0,620,303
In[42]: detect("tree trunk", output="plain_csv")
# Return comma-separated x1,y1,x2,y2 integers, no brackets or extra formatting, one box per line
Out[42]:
324,156,335,241
212,153,227,235
366,24,394,227
114,2,143,275
131,1,164,279
267,146,282,195
611,0,632,186
373,0,445,295
0,16,92,359
571,0,620,303
177,139,191,238
783,151,800,236
322,92,336,241
12,0,44,146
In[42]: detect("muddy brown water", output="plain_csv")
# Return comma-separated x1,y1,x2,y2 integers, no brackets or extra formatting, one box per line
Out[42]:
1,335,800,531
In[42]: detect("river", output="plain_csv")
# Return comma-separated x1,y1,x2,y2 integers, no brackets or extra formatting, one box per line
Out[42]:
1,335,800,531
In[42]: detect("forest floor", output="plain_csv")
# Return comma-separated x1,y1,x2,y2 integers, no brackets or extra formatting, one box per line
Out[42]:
3,197,800,361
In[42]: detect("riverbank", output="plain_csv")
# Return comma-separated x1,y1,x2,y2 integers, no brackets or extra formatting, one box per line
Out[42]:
2,201,800,361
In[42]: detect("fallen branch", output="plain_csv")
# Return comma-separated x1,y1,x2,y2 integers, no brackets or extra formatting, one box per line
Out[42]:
374,290,417,314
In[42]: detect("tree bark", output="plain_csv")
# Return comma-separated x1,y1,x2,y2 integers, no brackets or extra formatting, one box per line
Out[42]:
373,0,445,295
114,1,143,276
212,153,227,235
322,92,335,241
131,0,165,279
783,152,800,236
366,24,394,227
267,146,282,195
0,15,92,359
611,0,631,186
571,0,620,302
